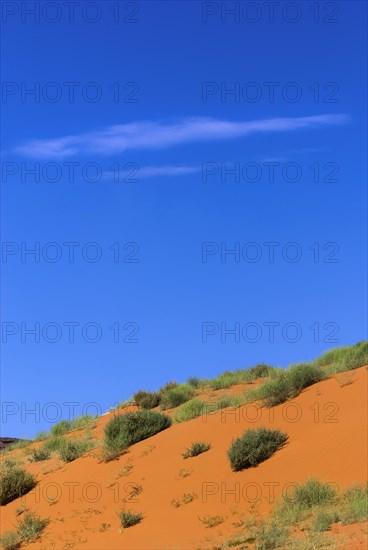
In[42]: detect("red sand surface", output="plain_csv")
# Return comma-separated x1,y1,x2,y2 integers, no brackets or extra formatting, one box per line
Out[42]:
1,367,367,549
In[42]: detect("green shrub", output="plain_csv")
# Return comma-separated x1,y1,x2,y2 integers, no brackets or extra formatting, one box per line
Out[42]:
33,431,49,441
0,464,36,505
57,439,91,462
159,381,178,392
50,420,72,436
182,441,211,459
117,398,135,409
258,363,324,407
287,479,337,508
187,376,202,388
215,395,241,409
228,428,288,472
257,373,293,407
29,447,51,462
133,390,161,409
287,363,325,392
104,410,171,457
70,414,95,430
246,517,290,550
43,436,66,452
175,398,215,422
160,384,195,409
249,363,274,379
119,509,143,528
339,483,368,524
314,341,368,372
17,512,49,542
312,509,337,532
0,531,20,550
209,370,246,390
4,440,32,452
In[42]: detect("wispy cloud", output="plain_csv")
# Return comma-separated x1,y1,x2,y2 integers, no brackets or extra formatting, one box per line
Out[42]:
15,114,348,159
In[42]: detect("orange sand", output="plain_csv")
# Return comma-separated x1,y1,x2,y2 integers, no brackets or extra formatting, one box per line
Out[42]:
1,367,367,549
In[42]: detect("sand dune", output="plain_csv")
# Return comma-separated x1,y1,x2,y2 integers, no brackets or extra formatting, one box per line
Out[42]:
1,366,367,549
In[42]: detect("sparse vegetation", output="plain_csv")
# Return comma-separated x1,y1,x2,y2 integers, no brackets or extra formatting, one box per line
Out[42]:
258,363,325,407
103,410,171,461
0,531,20,550
339,483,368,524
33,431,49,441
3,440,32,453
0,463,36,505
50,419,72,436
177,468,192,479
29,446,51,462
133,390,161,409
245,516,290,549
70,414,96,430
313,340,368,373
187,376,203,388
117,398,135,409
119,509,143,528
57,439,92,462
199,515,224,528
182,441,211,459
17,512,49,542
228,428,288,471
288,478,337,508
43,435,66,452
175,398,214,422
160,383,195,409
170,492,198,507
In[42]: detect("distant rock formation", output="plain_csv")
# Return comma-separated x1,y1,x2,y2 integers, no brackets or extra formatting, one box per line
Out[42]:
0,437,22,451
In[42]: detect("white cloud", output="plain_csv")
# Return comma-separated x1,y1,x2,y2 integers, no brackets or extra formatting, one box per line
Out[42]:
15,114,348,159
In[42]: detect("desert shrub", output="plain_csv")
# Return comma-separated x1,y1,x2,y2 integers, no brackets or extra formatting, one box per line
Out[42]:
314,341,368,372
70,414,95,430
246,517,290,550
33,431,49,441
171,493,198,507
17,512,49,542
50,419,72,436
159,381,178,392
29,447,51,462
288,479,337,508
117,398,135,409
57,439,92,462
104,410,171,457
257,373,293,407
228,428,288,471
198,515,224,528
133,390,161,409
4,440,32,452
209,370,251,390
258,363,324,407
339,483,368,524
312,509,337,532
248,363,274,379
0,464,36,505
215,395,241,409
119,509,143,528
160,384,195,409
0,532,20,550
287,363,325,392
182,441,211,458
43,436,66,452
175,398,215,422
187,376,202,388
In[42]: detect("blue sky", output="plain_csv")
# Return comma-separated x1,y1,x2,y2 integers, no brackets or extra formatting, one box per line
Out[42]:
1,1,367,438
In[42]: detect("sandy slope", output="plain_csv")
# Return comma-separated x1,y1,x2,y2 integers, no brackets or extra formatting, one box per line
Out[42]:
1,367,367,549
